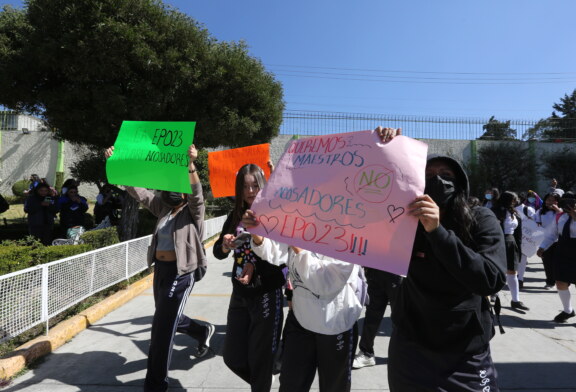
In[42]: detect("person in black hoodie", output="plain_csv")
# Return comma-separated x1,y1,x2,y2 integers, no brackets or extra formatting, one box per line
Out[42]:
24,182,57,245
385,145,506,390
213,163,285,392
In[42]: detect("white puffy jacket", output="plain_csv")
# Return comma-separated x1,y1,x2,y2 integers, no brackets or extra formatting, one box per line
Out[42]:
251,238,364,335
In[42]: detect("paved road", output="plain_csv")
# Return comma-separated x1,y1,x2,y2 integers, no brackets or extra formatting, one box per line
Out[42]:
3,250,576,391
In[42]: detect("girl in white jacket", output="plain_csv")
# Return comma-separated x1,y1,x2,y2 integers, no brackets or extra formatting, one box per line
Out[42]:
244,210,365,392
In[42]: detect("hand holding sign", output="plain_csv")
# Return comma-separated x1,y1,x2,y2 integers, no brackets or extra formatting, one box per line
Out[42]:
106,121,196,193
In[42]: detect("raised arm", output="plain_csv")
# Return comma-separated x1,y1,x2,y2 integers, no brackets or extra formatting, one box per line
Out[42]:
185,144,205,239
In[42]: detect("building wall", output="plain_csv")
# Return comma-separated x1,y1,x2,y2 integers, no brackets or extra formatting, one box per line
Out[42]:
1,130,573,200
0,131,99,199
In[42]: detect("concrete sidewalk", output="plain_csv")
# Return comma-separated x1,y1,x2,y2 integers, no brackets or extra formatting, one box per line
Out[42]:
2,249,576,391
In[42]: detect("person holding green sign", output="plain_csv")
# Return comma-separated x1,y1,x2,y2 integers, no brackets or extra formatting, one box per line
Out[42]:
105,144,213,392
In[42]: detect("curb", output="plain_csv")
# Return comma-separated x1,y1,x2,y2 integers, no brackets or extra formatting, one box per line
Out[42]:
0,239,218,380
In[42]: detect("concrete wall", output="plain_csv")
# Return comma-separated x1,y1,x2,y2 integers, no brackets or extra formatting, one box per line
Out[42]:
0,130,99,199
1,130,573,200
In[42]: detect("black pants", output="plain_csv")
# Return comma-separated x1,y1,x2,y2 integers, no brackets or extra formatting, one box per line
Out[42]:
223,288,283,392
358,268,402,355
279,311,358,392
29,224,53,246
542,243,557,286
144,261,204,392
388,329,499,392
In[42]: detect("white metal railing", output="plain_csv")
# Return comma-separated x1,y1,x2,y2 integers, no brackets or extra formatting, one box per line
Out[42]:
0,215,227,344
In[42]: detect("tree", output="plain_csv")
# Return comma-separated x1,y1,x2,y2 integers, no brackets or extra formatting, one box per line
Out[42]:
523,89,576,141
0,0,284,239
540,147,576,192
478,116,516,140
473,142,533,193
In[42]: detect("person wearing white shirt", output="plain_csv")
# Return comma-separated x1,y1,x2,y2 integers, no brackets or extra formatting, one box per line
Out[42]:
243,210,365,392
535,193,563,289
493,191,528,311
537,194,576,323
515,194,536,289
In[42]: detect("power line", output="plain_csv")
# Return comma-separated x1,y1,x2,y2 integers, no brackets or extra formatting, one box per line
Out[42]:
269,68,576,82
275,73,576,85
266,63,576,76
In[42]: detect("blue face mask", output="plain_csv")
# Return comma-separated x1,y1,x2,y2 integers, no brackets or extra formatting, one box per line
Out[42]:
485,194,492,201
528,197,536,204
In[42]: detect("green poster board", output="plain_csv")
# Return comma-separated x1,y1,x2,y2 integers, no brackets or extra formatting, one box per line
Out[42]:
106,121,196,193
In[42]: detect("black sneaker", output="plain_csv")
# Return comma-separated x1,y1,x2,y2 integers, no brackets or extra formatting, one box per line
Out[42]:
511,301,530,311
553,310,575,323
519,280,524,289
196,323,215,358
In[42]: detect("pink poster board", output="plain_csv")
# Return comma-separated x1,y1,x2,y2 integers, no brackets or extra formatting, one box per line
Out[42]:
250,131,428,276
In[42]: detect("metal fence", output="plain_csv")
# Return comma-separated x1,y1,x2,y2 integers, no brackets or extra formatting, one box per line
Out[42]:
280,110,576,140
0,215,227,344
4,109,576,140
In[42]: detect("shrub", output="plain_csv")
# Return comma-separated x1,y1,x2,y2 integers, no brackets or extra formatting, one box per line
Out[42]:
0,246,34,275
29,244,93,266
0,242,92,275
11,180,31,198
80,227,120,249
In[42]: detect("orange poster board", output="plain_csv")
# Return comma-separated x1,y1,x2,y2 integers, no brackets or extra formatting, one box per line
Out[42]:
208,144,271,198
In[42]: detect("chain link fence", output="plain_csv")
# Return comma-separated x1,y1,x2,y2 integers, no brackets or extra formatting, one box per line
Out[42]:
0,215,227,344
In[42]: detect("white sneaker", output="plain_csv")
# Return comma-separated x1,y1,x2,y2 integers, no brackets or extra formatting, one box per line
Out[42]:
352,351,376,369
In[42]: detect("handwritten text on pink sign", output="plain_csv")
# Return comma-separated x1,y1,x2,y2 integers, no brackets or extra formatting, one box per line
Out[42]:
250,131,428,276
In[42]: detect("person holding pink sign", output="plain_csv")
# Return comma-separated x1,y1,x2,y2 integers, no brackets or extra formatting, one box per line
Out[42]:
383,130,507,391
213,163,285,392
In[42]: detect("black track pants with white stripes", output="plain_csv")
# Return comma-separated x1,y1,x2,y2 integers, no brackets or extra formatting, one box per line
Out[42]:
223,288,284,392
144,260,198,392
279,311,358,392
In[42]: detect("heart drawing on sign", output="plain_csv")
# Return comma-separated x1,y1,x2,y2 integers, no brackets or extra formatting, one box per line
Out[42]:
259,215,279,234
387,205,405,223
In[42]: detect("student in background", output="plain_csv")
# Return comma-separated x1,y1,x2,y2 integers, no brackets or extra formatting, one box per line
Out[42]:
24,182,57,245
482,188,499,209
493,191,528,311
536,193,563,289
57,186,89,231
516,192,536,289
352,268,402,369
537,193,576,323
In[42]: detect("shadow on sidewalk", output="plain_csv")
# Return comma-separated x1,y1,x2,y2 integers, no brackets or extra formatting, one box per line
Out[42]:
0,351,170,391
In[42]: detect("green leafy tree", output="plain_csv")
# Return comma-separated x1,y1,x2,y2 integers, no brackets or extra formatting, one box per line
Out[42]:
474,142,533,193
524,89,576,141
478,116,517,140
540,147,576,192
0,0,284,239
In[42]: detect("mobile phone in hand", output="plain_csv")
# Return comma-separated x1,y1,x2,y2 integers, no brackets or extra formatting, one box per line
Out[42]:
233,232,252,247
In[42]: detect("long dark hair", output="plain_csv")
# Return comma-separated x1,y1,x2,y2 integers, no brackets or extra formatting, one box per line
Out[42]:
493,191,519,222
539,193,560,216
231,164,267,229
445,189,475,245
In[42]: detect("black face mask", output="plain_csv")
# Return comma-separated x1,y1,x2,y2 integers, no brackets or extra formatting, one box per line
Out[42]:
161,191,184,207
424,175,457,208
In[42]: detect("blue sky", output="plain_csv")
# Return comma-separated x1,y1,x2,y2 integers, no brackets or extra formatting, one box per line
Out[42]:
4,0,576,121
